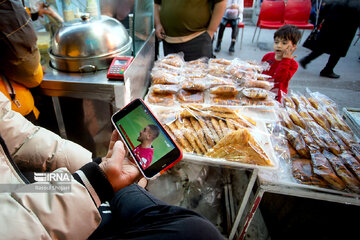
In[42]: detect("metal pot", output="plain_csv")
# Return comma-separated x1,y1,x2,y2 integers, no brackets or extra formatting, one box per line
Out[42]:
49,15,132,72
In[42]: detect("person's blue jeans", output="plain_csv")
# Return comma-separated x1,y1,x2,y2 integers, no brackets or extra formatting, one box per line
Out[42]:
89,184,223,240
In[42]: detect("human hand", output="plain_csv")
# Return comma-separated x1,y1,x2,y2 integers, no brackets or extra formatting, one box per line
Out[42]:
100,130,140,192
155,24,166,40
283,45,297,59
37,3,64,22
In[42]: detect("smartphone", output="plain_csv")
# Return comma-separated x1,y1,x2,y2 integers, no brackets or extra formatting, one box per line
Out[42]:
111,98,183,179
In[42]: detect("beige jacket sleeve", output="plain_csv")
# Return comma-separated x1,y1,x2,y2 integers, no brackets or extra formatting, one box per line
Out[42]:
0,92,92,173
11,168,101,239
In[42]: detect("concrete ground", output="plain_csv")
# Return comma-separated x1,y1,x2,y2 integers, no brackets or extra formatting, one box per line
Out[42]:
213,20,360,110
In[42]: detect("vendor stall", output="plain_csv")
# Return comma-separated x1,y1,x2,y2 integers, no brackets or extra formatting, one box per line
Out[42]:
143,53,360,239
34,1,360,237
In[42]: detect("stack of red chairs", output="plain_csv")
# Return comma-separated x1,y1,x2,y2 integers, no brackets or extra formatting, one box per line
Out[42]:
252,0,314,44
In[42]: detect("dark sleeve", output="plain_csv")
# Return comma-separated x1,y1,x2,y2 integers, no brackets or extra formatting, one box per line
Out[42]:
93,157,102,164
154,0,161,4
73,162,114,205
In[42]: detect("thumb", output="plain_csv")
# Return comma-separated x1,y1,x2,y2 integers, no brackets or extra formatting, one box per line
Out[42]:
111,141,126,165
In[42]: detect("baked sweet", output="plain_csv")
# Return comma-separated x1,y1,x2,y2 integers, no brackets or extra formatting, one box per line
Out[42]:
206,128,273,166
177,90,204,103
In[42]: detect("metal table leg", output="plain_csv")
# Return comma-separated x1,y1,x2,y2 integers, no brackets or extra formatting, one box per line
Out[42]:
238,187,265,240
229,168,259,240
52,96,67,139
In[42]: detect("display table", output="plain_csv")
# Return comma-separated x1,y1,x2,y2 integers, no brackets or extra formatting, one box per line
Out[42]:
234,164,360,240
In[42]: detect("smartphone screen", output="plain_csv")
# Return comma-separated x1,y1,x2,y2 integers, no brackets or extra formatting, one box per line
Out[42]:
112,98,182,179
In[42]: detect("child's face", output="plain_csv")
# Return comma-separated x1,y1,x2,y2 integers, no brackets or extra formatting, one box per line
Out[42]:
273,37,296,60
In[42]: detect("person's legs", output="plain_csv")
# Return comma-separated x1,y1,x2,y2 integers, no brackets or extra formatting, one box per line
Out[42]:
320,54,341,78
299,50,323,69
92,184,224,240
163,32,213,61
229,19,239,53
215,19,227,52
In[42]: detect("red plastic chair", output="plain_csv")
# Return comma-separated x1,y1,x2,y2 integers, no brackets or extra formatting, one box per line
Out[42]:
225,22,245,49
284,0,314,30
252,0,286,44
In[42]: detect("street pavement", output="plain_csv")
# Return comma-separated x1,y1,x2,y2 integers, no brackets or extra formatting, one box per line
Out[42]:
213,20,360,110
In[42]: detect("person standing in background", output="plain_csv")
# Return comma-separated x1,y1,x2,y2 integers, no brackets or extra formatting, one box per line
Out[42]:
0,0,44,121
299,0,360,78
215,0,244,53
154,0,227,61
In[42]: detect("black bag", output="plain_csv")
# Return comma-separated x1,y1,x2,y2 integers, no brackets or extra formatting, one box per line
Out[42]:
303,29,319,49
303,20,324,50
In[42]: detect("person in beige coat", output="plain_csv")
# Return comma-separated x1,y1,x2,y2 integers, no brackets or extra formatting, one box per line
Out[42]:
0,92,224,239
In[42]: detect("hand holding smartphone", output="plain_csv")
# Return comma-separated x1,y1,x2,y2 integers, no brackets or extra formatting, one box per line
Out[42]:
111,98,182,179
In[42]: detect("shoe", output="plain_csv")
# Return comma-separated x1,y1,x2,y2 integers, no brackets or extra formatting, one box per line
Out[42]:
299,58,308,69
229,42,235,53
320,70,340,78
215,41,221,52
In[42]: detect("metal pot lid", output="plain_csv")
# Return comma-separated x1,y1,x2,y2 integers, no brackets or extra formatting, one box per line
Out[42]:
51,15,131,58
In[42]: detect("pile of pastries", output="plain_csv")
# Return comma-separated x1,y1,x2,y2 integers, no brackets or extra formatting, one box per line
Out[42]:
153,105,274,167
278,90,360,193
146,54,278,107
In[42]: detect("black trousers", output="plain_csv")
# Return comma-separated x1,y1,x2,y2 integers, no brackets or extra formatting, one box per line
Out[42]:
89,184,223,240
217,18,239,41
303,51,341,72
162,32,213,61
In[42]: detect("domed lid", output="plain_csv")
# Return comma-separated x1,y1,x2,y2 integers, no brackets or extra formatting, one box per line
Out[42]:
51,15,131,58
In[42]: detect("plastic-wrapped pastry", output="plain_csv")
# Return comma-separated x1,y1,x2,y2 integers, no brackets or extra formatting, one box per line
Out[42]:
185,57,208,68
166,122,193,153
207,67,229,77
207,75,235,87
151,84,180,94
181,80,207,91
210,95,240,106
174,119,203,154
286,106,307,129
242,88,268,99
210,85,239,96
278,109,295,130
240,97,276,106
282,95,296,109
153,62,182,73
209,58,232,65
292,158,328,188
307,108,330,130
206,128,273,166
158,53,185,67
308,97,321,110
255,73,272,81
243,80,273,90
147,92,174,106
285,128,310,159
323,150,360,193
310,150,346,190
151,71,180,85
176,89,204,103
340,152,360,182
183,68,208,78
228,67,247,79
